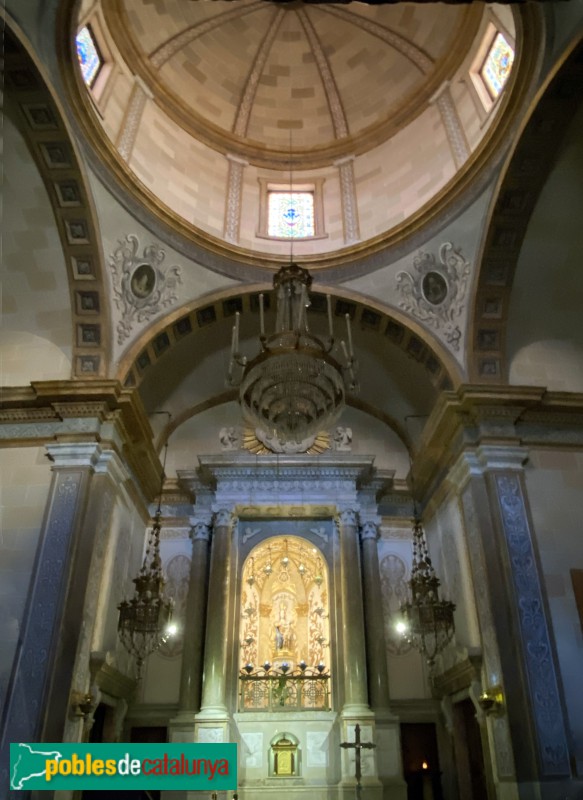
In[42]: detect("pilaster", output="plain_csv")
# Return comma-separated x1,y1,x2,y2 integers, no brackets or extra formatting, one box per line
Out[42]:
0,443,108,794
451,445,571,798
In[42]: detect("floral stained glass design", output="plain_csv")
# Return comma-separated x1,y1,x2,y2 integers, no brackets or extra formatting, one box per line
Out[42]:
481,32,514,99
76,26,103,87
268,192,315,238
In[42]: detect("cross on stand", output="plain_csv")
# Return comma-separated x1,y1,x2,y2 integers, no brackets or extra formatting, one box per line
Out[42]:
340,723,377,800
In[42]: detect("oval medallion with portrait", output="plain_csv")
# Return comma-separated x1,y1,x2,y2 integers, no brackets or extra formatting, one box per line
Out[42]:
130,263,156,299
422,270,448,305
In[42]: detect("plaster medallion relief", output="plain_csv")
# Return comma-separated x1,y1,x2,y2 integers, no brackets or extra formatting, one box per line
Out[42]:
159,554,191,658
109,234,182,344
396,241,470,351
380,553,412,655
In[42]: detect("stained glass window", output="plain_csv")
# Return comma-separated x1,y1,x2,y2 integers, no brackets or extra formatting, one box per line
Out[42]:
268,191,315,238
76,26,103,87
481,32,514,99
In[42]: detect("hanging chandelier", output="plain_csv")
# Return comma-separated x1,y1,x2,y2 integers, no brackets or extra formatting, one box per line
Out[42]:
399,516,456,668
118,443,174,678
228,263,357,445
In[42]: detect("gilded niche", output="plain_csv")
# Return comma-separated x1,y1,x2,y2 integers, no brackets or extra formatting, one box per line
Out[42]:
239,535,330,672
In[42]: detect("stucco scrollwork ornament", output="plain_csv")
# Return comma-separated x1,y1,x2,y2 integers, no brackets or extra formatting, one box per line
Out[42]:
396,241,470,351
109,234,182,344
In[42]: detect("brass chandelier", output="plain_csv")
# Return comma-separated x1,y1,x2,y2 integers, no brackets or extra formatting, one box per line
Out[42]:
399,515,456,668
228,263,357,445
118,443,174,678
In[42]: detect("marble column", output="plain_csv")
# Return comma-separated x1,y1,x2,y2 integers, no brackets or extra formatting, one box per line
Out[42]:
338,508,369,713
170,516,213,742
197,508,235,737
452,445,571,796
178,518,212,715
0,443,102,796
360,520,391,711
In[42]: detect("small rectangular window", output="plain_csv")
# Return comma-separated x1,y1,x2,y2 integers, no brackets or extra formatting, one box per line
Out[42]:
268,191,315,238
257,178,327,242
76,25,104,88
480,32,514,100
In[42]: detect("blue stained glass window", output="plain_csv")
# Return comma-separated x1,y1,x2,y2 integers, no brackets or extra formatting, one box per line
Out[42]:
76,26,103,87
481,32,514,99
268,191,315,238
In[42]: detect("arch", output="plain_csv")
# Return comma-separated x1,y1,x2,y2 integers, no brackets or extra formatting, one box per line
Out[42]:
116,284,462,391
3,18,111,378
469,34,583,383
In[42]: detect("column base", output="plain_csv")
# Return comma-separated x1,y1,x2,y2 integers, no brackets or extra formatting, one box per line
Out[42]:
168,711,197,743
194,708,231,743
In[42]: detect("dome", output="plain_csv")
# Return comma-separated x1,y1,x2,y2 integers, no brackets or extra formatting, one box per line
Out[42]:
72,0,519,269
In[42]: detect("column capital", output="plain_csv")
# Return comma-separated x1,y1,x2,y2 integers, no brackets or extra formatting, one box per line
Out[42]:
212,507,237,529
190,518,212,542
449,444,529,490
45,442,104,469
226,152,249,167
337,507,359,528
360,520,380,542
428,79,451,104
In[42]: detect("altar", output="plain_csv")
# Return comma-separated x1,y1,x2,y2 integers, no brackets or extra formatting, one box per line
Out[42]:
166,454,407,800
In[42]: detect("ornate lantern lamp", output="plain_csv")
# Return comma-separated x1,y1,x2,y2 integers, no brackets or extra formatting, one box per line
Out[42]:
399,516,456,668
228,263,357,446
118,443,174,678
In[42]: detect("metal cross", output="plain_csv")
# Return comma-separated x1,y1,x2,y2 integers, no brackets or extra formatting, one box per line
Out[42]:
340,723,377,800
